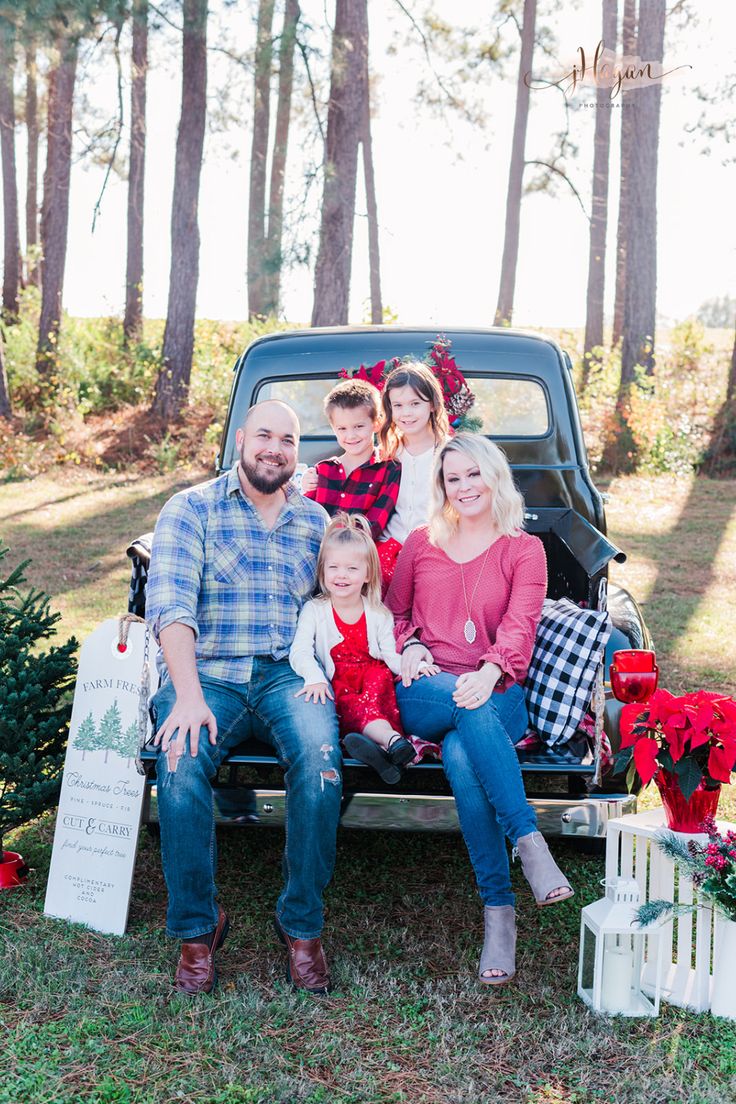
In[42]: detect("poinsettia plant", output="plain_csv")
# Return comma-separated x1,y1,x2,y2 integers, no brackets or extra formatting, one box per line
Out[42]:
615,689,736,797
338,336,483,432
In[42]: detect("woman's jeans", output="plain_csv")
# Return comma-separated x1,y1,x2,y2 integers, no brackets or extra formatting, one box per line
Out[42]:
150,659,342,940
397,674,536,906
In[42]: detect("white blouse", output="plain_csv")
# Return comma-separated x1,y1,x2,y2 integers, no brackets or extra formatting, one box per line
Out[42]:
382,444,436,544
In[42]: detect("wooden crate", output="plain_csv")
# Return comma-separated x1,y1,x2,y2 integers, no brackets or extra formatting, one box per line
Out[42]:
605,808,733,1013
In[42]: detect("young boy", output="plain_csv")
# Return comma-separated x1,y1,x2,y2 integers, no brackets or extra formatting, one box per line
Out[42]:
301,379,401,540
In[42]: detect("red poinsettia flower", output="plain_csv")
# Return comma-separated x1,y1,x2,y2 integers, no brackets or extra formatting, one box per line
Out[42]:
643,688,676,728
619,702,648,749
634,737,660,784
708,743,736,784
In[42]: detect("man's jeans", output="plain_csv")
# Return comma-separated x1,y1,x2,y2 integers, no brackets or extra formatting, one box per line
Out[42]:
397,674,536,907
150,659,342,940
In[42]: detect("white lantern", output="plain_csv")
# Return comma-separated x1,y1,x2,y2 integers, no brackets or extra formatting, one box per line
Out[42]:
578,877,664,1016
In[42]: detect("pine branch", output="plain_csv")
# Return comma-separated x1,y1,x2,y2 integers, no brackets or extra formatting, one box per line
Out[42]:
91,16,125,232
524,160,589,221
653,828,703,874
635,899,695,926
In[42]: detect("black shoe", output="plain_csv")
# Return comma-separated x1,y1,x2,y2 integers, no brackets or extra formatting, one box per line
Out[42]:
386,734,415,768
343,732,401,784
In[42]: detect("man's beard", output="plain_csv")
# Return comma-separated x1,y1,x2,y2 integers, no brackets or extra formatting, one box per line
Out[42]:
240,450,294,494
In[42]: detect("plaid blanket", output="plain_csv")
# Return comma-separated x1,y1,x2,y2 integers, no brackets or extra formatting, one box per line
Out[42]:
525,598,611,747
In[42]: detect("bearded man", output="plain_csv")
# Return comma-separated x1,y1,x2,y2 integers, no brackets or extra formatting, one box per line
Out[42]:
145,400,341,996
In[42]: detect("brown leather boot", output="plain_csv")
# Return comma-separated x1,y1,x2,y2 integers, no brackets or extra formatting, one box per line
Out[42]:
273,916,331,995
174,906,230,995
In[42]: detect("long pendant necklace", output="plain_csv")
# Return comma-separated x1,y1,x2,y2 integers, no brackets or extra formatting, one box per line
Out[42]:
459,544,493,644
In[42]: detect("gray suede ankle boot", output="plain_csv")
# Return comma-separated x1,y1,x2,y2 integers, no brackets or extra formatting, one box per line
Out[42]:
514,831,574,907
479,905,516,986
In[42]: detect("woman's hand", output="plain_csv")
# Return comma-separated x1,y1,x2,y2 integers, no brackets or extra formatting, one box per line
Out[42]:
453,662,501,710
295,682,334,704
401,643,439,686
300,466,319,494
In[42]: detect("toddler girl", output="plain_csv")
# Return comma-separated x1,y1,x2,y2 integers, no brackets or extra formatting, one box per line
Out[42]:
289,513,419,784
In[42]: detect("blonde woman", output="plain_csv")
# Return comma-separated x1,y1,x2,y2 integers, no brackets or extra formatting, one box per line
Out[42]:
386,434,573,986
289,513,417,784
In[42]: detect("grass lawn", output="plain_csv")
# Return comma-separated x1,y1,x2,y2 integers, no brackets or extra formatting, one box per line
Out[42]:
1,468,736,1104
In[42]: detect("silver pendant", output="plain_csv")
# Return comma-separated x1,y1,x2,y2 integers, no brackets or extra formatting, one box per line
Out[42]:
464,618,477,644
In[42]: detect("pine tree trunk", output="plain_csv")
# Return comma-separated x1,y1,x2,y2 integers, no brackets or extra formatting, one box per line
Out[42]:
0,329,11,417
25,41,39,288
123,0,148,345
151,0,207,421
621,0,665,382
494,0,536,327
262,0,299,317
36,37,77,378
363,91,382,324
247,0,275,320
311,0,369,328
611,0,637,348
582,0,618,385
0,20,20,318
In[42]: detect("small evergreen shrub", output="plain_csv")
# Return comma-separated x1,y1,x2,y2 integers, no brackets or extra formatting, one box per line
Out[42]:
0,546,78,859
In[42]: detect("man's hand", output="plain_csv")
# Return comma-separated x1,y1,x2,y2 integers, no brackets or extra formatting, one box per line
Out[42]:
453,663,501,710
400,643,439,687
300,466,319,494
153,693,218,766
295,681,334,704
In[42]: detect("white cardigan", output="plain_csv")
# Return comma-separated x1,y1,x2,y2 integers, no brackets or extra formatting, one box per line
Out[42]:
289,596,403,686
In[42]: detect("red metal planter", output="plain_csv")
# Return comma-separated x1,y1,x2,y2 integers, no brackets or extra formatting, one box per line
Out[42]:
0,851,29,889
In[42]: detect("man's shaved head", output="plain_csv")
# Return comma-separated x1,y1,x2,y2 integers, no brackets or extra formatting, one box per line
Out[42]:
242,399,300,438
236,399,300,496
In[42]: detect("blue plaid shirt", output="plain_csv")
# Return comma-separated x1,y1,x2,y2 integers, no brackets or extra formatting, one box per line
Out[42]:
146,465,329,683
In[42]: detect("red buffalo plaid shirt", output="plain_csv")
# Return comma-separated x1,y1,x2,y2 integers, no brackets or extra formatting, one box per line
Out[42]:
303,453,401,540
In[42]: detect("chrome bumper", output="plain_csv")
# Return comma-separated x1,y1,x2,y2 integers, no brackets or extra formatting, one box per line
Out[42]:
144,787,636,838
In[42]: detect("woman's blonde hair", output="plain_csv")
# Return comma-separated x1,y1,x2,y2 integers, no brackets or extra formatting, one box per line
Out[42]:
378,360,450,459
316,512,384,608
428,433,525,546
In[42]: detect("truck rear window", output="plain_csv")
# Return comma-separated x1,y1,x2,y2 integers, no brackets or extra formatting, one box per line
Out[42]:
255,376,549,438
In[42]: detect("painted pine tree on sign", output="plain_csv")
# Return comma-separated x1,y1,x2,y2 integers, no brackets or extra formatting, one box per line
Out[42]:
74,711,98,761
98,700,122,764
117,721,140,768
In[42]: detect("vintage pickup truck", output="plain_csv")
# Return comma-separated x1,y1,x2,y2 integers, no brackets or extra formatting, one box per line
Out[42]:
131,326,653,840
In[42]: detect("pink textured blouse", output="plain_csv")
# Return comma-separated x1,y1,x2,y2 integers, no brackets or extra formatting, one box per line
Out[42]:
385,525,547,689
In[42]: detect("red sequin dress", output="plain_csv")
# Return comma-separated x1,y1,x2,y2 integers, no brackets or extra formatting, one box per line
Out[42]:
330,608,403,738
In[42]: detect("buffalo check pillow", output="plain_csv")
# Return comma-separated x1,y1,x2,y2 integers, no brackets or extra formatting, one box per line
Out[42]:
524,598,612,747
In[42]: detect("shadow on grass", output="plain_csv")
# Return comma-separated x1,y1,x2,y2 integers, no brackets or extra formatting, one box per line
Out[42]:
1,475,200,602
611,476,736,690
1,476,141,523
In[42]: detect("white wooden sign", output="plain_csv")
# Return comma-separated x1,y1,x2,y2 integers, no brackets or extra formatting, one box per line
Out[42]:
44,618,158,935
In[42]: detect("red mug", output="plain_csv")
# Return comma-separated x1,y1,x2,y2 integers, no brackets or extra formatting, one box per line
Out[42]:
610,649,658,703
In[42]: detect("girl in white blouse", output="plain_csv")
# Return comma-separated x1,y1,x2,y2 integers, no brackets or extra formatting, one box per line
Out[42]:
376,361,451,586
